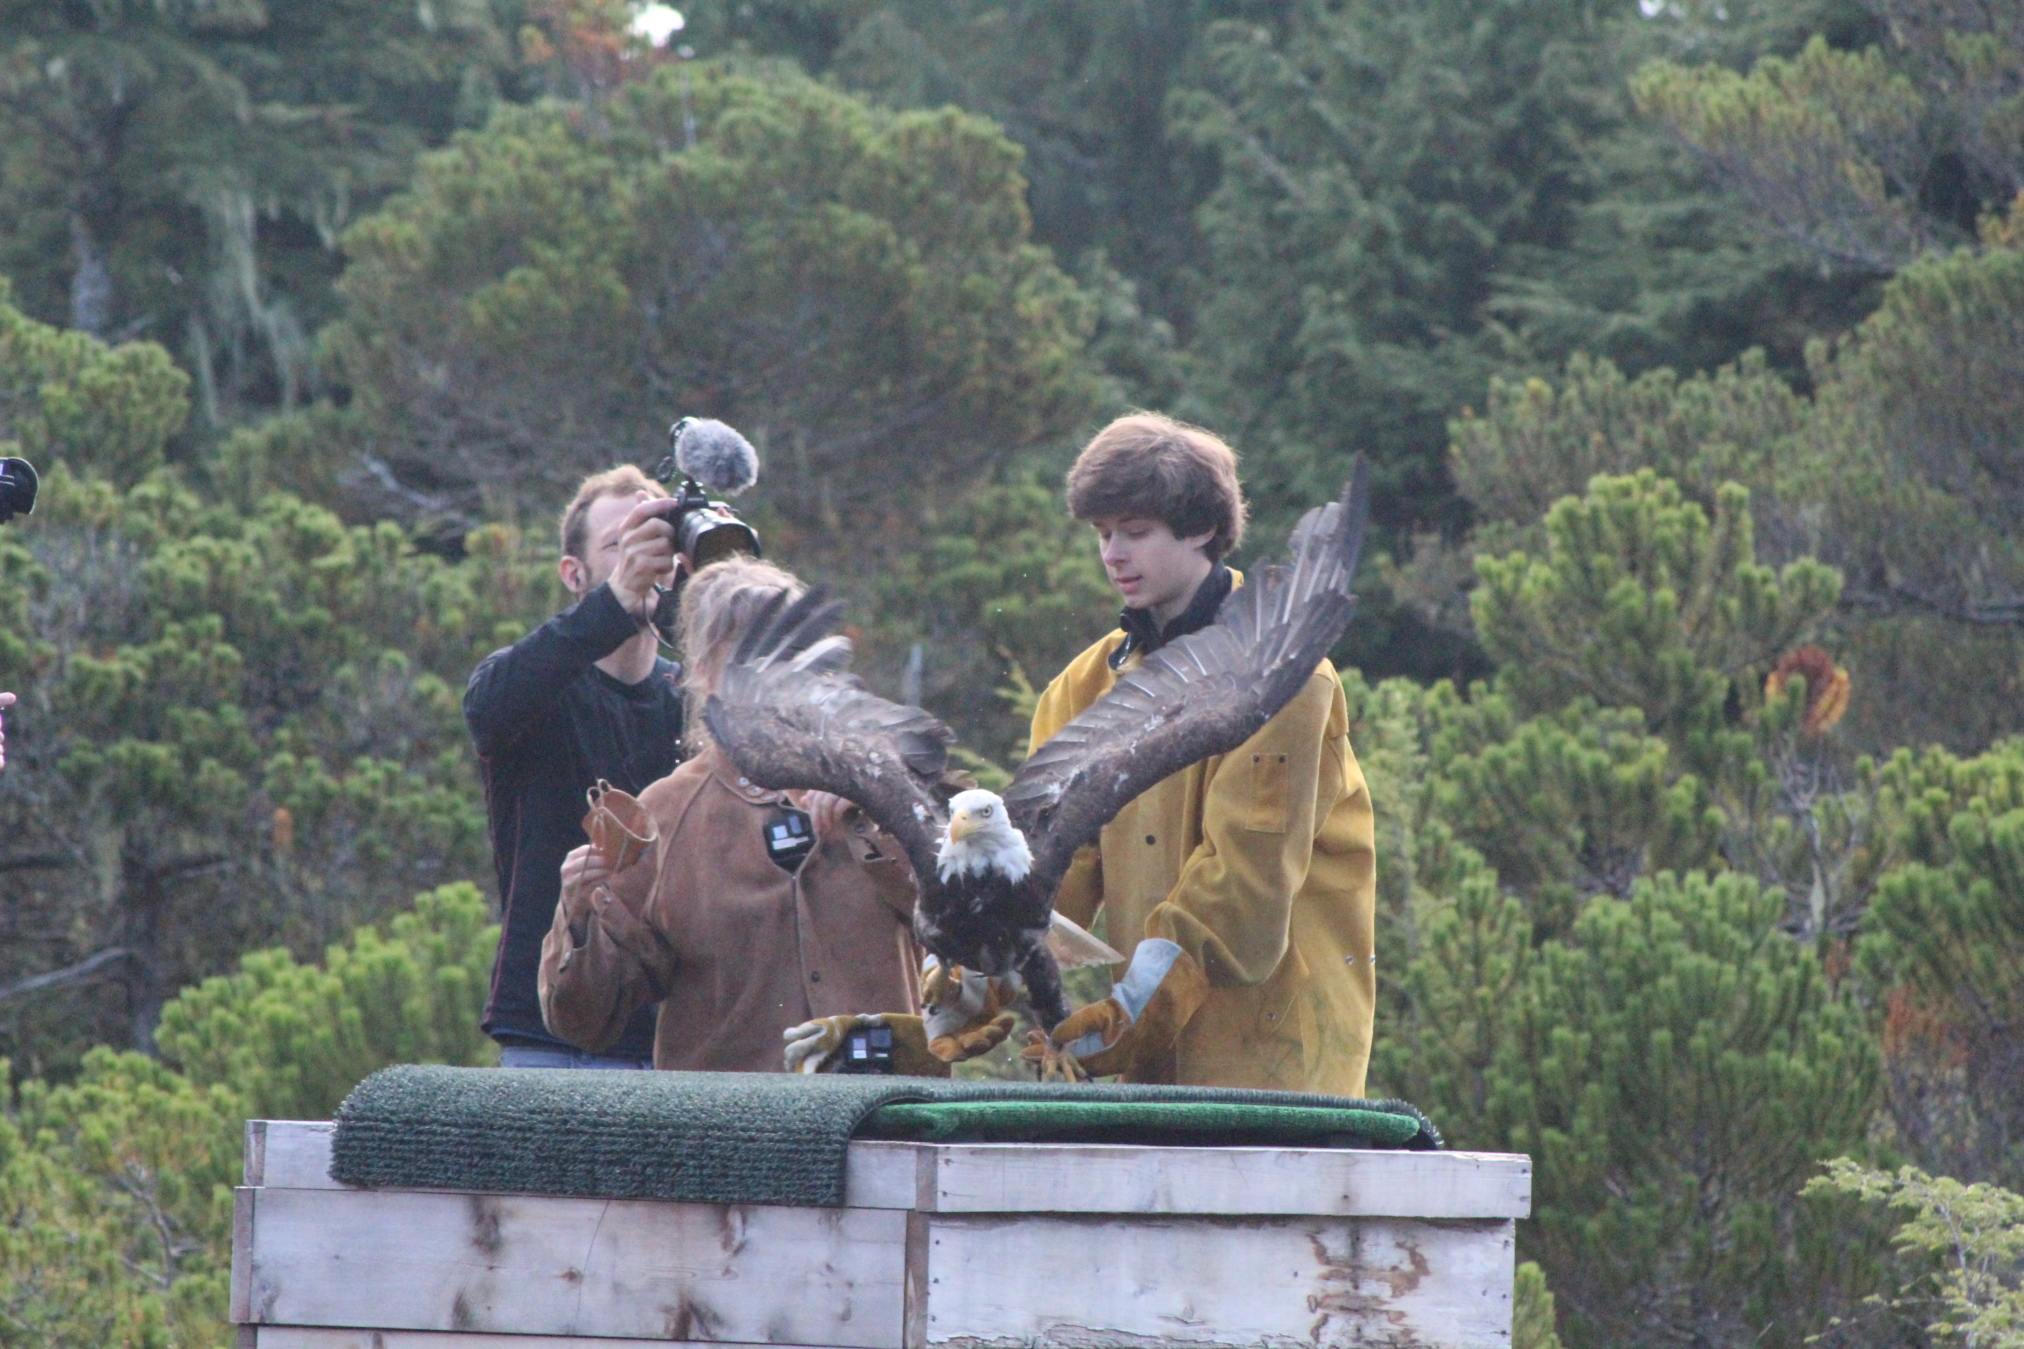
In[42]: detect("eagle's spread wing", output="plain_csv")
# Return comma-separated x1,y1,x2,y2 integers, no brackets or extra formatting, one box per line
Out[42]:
702,587,951,885
1005,460,1370,900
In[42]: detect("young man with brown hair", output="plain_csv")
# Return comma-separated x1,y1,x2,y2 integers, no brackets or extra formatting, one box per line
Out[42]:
1027,413,1378,1096
464,466,687,1068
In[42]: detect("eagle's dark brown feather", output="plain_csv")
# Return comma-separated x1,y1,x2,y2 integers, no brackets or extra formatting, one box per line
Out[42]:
1003,460,1369,899
702,588,952,885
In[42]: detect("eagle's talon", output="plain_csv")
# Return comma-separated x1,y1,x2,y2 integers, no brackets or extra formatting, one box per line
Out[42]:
1025,1029,1089,1083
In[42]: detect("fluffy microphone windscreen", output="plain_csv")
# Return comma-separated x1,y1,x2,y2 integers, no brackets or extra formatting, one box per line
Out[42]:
673,418,760,497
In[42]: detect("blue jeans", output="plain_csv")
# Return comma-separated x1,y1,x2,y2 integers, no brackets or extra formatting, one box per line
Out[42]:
498,1044,654,1070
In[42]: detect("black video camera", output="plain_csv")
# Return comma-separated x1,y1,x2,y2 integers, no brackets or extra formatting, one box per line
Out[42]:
833,1022,897,1074
648,417,761,571
644,418,762,641
0,458,38,525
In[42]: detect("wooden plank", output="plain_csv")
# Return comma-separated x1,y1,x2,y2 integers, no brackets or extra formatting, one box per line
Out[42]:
921,1144,1532,1218
249,1122,341,1190
246,1121,267,1187
248,1122,928,1207
903,1212,931,1349
241,1122,1532,1218
242,1186,908,1347
245,1330,859,1349
845,1139,924,1209
231,1187,256,1323
917,1212,1516,1349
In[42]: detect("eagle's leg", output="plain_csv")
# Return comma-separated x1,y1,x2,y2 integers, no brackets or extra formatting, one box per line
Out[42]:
1017,936,1072,1029
1014,939,1087,1083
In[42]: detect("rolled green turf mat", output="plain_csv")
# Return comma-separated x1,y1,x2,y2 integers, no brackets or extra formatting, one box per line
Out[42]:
861,1100,1427,1147
330,1065,1440,1208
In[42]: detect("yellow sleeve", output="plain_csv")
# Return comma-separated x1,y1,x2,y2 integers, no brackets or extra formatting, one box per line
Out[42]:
1028,652,1110,928
1143,671,1337,987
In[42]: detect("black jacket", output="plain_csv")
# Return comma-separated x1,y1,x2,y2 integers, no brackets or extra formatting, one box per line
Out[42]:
464,583,684,1054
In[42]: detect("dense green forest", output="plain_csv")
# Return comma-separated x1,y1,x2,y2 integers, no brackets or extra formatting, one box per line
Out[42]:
1,0,2022,1344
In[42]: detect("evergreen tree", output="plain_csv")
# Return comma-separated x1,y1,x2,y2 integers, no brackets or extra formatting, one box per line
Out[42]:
1472,470,1839,744
0,0,516,424
1358,458,1889,1348
325,58,1101,526
156,881,499,1121
690,0,1218,341
0,288,555,1062
1431,688,1721,934
1450,350,1807,536
321,56,1108,746
0,1048,239,1349
1807,1160,2024,1349
1506,870,1879,1349
1365,691,1886,1349
1637,2,2024,273
877,475,1116,764
0,882,498,1346
1858,739,2024,1189
1164,0,1877,543
679,2,1882,697
1443,217,2024,753
0,279,191,486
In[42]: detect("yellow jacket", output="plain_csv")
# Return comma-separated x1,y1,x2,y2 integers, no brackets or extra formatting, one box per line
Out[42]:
1029,629,1377,1096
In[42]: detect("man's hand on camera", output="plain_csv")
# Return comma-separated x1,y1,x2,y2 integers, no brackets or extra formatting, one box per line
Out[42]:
608,493,680,620
0,692,13,771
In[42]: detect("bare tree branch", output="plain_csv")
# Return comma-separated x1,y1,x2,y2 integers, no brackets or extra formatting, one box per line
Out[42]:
0,947,132,1003
0,853,73,874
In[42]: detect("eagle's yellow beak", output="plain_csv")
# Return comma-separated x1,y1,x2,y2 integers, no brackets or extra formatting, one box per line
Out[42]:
947,809,978,843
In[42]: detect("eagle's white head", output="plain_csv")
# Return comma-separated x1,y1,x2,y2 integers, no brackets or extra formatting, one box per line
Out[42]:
936,788,1032,884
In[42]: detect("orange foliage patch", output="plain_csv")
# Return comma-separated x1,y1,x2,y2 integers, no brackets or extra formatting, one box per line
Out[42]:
1766,645,1851,734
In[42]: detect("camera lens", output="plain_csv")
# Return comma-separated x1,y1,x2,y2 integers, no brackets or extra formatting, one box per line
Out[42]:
682,508,762,569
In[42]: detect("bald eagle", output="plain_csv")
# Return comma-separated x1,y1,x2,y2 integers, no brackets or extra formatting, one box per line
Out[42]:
703,462,1369,1068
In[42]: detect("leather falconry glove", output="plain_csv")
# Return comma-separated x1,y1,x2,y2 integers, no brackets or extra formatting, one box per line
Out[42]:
782,1013,953,1077
779,957,1020,1075
1020,939,1209,1082
920,956,1019,1062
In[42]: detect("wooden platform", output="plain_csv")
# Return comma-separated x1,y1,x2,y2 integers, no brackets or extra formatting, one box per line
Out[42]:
232,1119,1532,1349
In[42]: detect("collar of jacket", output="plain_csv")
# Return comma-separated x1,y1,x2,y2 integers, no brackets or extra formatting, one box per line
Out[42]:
1109,563,1234,672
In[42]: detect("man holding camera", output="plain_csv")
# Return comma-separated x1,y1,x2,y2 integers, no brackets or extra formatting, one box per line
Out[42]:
465,466,688,1069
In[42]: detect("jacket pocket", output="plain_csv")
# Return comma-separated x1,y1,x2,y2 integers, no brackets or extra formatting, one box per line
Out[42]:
1243,751,1291,833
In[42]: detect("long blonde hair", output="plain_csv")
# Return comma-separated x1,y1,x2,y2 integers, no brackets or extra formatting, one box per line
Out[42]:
676,556,805,750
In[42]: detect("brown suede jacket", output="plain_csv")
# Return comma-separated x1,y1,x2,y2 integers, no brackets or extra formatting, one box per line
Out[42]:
539,746,923,1071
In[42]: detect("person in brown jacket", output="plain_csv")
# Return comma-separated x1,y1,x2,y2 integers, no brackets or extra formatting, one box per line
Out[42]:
539,557,923,1071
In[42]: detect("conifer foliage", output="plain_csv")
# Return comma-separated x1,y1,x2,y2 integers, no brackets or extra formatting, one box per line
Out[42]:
0,288,557,1063
0,883,497,1348
0,4,2022,1347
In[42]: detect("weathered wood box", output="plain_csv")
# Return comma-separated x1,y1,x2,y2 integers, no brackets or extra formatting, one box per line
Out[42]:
231,1119,1532,1349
